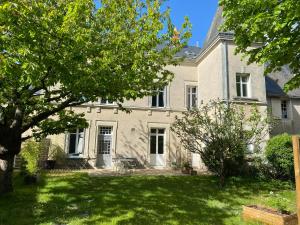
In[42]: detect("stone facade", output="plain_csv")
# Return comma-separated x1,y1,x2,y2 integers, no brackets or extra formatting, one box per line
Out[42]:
45,7,300,170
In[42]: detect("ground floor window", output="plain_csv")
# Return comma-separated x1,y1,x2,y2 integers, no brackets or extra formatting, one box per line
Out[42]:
150,128,165,154
68,128,84,156
281,100,288,119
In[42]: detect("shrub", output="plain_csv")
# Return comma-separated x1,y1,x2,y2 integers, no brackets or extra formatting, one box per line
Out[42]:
248,156,276,179
172,100,272,186
265,133,294,180
21,140,43,175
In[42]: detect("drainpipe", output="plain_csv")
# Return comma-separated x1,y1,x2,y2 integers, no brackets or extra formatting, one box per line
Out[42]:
222,41,230,107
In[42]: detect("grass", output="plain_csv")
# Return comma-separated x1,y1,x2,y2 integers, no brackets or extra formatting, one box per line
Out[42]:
0,173,296,225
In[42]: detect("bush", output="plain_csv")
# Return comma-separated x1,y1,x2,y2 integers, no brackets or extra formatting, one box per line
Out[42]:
172,101,271,186
265,133,294,180
21,140,43,175
248,156,276,179
201,140,247,177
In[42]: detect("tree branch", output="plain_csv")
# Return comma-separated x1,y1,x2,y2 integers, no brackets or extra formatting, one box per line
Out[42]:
21,135,32,142
21,97,84,133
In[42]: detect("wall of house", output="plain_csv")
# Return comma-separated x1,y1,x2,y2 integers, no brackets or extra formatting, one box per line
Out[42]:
227,42,266,103
121,64,198,110
197,42,223,103
48,64,201,169
47,41,273,170
49,106,192,169
268,97,295,135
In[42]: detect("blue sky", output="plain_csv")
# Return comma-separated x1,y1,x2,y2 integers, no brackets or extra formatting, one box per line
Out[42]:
95,0,219,47
164,0,219,47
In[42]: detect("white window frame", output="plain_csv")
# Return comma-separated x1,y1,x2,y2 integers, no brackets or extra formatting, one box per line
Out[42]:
97,126,113,155
150,128,165,155
95,121,118,160
281,100,288,119
236,73,251,98
67,128,85,157
147,123,170,167
151,87,167,108
186,86,198,109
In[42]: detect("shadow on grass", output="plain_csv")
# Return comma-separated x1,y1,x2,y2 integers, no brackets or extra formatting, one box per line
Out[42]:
0,173,46,225
0,173,294,225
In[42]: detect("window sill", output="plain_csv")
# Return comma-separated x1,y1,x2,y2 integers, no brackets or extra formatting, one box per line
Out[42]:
150,107,171,111
277,118,292,121
186,106,198,110
98,104,117,107
150,106,169,109
68,154,84,159
233,97,259,102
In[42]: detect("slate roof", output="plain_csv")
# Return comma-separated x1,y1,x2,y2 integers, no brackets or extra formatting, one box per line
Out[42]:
266,66,300,98
202,7,234,49
175,45,201,60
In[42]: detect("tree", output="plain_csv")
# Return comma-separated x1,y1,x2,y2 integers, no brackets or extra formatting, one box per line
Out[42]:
171,101,271,187
219,0,300,91
0,0,191,193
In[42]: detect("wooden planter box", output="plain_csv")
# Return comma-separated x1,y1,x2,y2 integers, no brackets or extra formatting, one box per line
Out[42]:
243,205,297,225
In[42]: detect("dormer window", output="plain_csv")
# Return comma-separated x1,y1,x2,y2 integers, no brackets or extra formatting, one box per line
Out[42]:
236,73,250,98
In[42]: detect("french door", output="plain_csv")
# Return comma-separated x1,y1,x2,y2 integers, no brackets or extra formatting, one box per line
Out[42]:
150,128,165,167
97,126,113,168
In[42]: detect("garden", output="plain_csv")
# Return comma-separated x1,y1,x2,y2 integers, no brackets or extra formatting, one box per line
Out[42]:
0,173,295,225
2,101,295,225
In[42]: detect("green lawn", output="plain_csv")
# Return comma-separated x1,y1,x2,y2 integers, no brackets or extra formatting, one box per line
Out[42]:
0,173,296,225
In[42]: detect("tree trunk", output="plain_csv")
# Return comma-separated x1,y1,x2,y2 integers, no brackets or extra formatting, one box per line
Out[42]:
219,157,225,188
219,174,225,188
0,155,15,194
0,127,22,194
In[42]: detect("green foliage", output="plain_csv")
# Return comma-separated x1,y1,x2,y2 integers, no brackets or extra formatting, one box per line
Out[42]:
220,0,300,91
172,101,272,186
265,133,294,180
21,141,43,175
249,156,275,180
0,0,191,140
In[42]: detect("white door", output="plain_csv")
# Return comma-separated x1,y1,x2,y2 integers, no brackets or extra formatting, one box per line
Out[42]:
150,128,165,167
97,126,113,168
192,153,201,168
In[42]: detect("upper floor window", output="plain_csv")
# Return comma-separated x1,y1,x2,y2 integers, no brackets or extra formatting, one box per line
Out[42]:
151,88,167,108
186,86,198,109
68,128,84,156
281,100,288,119
100,98,114,105
236,73,250,98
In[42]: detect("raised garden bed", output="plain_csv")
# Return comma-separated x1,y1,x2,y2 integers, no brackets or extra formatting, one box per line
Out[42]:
243,205,297,225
